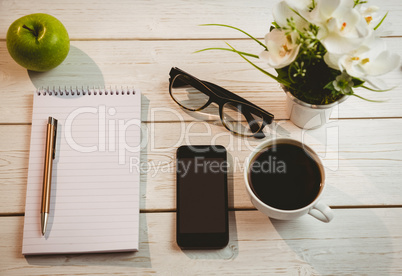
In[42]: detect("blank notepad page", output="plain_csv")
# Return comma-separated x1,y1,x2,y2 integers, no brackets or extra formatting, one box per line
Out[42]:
22,88,141,255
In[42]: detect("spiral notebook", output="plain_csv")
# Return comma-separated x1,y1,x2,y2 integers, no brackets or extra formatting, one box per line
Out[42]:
22,87,141,255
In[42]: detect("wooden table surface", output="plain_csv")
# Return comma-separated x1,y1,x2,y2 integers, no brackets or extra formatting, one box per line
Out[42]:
1,0,402,275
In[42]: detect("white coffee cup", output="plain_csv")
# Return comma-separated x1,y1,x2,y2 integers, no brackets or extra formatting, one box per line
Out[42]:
244,138,334,223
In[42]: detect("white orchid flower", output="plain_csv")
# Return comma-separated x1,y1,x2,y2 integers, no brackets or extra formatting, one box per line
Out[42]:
273,0,309,30
259,29,301,69
324,36,400,88
312,0,372,54
358,5,382,28
284,0,323,24
284,0,312,11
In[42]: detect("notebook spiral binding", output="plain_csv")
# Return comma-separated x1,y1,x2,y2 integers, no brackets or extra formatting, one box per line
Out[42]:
36,86,137,96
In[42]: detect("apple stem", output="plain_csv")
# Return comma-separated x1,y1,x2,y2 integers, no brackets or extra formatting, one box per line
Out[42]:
22,25,38,36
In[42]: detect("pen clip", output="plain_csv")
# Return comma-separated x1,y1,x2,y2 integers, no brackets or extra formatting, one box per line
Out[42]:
49,117,58,160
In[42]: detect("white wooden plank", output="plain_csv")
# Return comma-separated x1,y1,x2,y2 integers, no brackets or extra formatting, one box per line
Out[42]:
0,0,400,40
0,209,401,275
1,118,401,214
0,0,401,274
0,38,401,124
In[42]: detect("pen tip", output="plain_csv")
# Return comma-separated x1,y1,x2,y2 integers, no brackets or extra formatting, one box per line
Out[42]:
41,212,48,236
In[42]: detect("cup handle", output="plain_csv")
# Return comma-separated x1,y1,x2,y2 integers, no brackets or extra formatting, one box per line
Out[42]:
308,201,334,223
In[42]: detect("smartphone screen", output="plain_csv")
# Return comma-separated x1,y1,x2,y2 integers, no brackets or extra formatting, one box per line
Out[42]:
176,145,229,249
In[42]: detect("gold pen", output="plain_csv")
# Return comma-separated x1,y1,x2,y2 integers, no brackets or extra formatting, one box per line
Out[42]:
41,116,57,236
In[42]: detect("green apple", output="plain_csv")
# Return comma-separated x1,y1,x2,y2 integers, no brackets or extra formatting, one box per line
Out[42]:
6,13,70,72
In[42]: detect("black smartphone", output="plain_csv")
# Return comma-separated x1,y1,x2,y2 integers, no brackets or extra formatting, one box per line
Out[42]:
176,145,229,249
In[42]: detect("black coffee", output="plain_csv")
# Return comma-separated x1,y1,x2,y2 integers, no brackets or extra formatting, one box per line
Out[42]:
249,143,322,210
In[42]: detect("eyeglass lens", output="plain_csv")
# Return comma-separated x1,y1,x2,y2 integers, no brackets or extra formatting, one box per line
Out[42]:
170,74,210,110
221,102,264,136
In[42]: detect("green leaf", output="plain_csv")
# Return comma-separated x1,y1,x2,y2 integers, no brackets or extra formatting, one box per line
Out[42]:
225,42,293,88
352,93,385,102
289,8,309,23
200,24,267,50
374,12,388,31
353,0,368,8
194,47,260,58
361,85,394,92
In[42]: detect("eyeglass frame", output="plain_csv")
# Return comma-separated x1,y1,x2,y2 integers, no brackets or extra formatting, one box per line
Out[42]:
168,67,274,138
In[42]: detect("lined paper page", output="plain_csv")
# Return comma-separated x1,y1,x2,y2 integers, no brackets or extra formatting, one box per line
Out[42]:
22,88,141,255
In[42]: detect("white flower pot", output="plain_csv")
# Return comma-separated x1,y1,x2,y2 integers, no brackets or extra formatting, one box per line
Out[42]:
284,89,348,129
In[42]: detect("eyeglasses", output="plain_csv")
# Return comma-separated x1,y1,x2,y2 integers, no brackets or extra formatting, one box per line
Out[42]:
168,67,274,138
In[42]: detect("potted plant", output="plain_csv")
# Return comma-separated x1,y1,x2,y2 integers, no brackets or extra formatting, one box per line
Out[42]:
198,0,400,129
